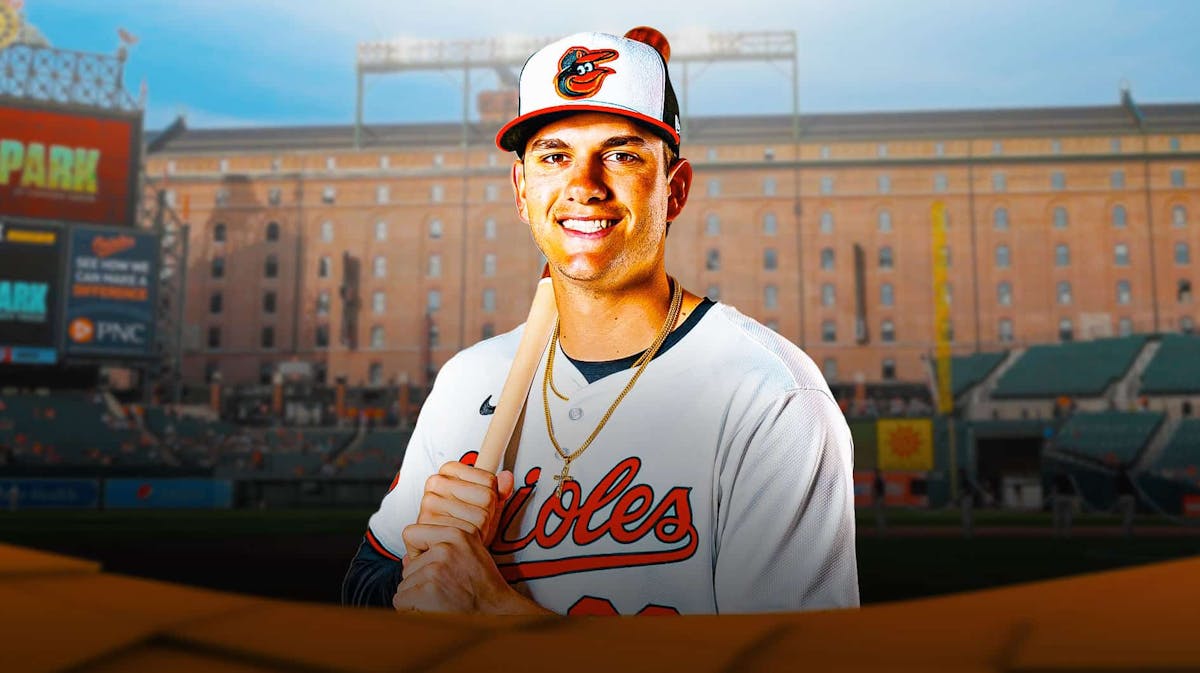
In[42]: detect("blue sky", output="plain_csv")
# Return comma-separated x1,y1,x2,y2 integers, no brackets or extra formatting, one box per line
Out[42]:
21,0,1200,131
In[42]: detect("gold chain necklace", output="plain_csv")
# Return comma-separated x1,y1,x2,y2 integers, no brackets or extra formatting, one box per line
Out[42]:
543,277,684,497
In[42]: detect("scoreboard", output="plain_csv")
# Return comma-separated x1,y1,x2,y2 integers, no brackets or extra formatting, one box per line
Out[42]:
0,221,63,364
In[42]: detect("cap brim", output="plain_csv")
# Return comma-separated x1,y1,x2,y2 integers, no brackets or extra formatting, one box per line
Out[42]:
496,104,680,154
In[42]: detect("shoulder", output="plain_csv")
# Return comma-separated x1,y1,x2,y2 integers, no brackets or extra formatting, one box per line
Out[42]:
696,303,834,404
433,324,525,387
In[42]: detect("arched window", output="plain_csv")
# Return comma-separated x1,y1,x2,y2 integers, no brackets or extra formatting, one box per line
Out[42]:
1173,205,1188,228
373,256,386,278
1057,281,1072,305
879,246,894,270
821,320,836,343
1053,207,1068,229
1055,243,1070,267
763,212,778,235
993,207,1009,230
997,281,1013,306
1176,242,1191,265
881,283,894,306
1112,204,1127,227
1059,318,1074,342
821,283,835,307
1115,243,1130,266
878,210,892,233
213,222,226,243
263,254,278,278
820,211,834,234
820,248,834,270
995,244,1011,268
1116,280,1132,305
266,221,280,242
881,319,895,343
705,213,720,236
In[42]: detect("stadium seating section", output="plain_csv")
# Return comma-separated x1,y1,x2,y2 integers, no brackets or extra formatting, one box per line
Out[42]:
1053,411,1164,465
1139,334,1200,395
1151,418,1200,475
992,336,1148,399
940,351,1007,397
0,393,149,465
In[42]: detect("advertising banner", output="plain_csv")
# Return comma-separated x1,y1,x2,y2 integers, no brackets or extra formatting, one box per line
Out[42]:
104,479,233,509
0,479,100,509
0,105,139,227
64,226,159,357
877,418,935,471
0,221,62,364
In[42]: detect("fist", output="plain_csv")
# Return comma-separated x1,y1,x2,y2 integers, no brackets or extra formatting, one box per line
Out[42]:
415,460,515,547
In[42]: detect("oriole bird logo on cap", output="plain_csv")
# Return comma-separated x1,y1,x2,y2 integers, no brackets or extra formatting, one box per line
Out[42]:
555,46,618,99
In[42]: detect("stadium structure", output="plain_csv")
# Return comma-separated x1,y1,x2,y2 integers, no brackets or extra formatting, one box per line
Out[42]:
1,15,1199,520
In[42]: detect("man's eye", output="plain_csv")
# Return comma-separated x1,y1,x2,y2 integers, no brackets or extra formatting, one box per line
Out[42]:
607,151,639,163
541,153,569,165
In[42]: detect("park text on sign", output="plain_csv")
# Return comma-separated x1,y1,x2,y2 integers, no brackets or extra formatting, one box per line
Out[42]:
0,140,100,195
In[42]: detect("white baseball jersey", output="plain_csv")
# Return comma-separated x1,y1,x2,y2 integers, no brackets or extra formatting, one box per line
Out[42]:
368,303,859,615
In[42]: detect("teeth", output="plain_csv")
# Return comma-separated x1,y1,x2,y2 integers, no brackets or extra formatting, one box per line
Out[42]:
561,219,614,233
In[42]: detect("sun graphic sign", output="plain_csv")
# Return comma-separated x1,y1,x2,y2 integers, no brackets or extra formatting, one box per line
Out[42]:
877,418,934,471
0,1,20,51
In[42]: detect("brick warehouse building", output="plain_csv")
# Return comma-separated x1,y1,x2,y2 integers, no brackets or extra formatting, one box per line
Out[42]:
144,102,1200,390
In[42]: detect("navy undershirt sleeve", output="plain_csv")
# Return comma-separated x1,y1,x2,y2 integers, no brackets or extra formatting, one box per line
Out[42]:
341,536,404,608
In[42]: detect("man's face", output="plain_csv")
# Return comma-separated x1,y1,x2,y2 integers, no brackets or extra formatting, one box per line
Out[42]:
511,112,691,290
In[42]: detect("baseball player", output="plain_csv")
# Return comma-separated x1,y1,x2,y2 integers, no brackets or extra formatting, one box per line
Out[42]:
343,28,859,615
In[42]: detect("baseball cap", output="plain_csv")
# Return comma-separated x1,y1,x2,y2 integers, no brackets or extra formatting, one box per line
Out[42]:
495,29,682,156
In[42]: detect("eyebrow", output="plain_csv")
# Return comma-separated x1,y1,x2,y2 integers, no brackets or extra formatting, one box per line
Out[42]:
528,135,651,152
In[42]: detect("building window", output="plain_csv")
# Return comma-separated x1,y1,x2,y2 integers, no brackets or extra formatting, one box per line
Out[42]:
1171,169,1186,188
820,145,831,159
207,326,221,349
315,324,329,348
877,143,888,158
1115,243,1130,266
483,253,496,277
1055,243,1070,267
941,245,952,267
994,207,1009,230
764,147,775,161
992,141,1003,155
429,324,440,349
1059,318,1074,342
881,282,894,306
879,246,894,270
484,218,497,239
1176,242,1191,265
1117,279,1132,305
481,323,495,340
264,254,278,279
996,244,1011,268
1182,316,1195,334
320,220,334,242
1111,138,1122,153
822,283,835,307
370,326,385,349
881,320,895,343
992,172,1006,192
1118,317,1133,336
261,326,275,350
368,362,384,385
375,220,387,241
764,285,778,310
318,256,331,279
211,256,225,279
999,318,1014,343
427,290,441,313
706,249,720,271
376,185,389,204
1179,279,1193,304
934,142,945,157
707,179,720,197
1057,281,1072,305
998,281,1013,306
878,210,892,233
1050,171,1065,191
316,291,330,316
706,285,720,301
882,358,896,380
943,282,953,305
321,186,335,204
705,213,720,236
820,248,834,270
484,184,498,202
820,176,834,195
263,291,276,314
1111,170,1125,189
821,320,836,343
431,184,444,202
1170,137,1182,152
763,177,777,196
213,222,226,243
266,221,280,242
707,147,719,161
1051,139,1062,154
372,291,385,314
380,155,390,169
209,291,222,314
433,153,444,167
763,248,778,271
1112,204,1127,227
428,254,441,278
1053,206,1068,229
878,175,891,194
763,212,777,236
823,358,838,382
819,211,834,234
325,156,336,171
1173,205,1188,227
268,188,282,205
934,174,948,192
215,188,229,206
482,288,496,313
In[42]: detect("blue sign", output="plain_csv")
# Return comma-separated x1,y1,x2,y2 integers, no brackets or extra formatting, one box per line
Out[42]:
5,346,58,364
0,479,100,509
64,227,159,358
104,479,232,509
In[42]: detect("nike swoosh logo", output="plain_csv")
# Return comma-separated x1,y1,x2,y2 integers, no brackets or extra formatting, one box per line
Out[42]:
479,395,496,416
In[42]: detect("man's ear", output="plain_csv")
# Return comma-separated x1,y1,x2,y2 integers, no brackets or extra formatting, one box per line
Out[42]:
511,159,530,224
666,157,692,222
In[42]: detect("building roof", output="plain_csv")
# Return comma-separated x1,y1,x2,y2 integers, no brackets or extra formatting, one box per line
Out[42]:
147,102,1200,154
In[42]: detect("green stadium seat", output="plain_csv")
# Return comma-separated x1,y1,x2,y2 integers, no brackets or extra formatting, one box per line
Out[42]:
1140,334,1200,395
933,352,1007,397
993,336,1149,399
1054,411,1164,465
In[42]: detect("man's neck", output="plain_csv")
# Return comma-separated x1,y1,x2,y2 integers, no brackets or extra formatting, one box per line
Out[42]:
553,273,703,362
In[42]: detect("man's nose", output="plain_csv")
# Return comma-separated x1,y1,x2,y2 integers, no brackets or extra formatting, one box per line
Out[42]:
564,157,608,203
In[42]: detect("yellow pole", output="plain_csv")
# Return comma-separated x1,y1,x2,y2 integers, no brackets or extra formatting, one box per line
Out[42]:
931,202,957,502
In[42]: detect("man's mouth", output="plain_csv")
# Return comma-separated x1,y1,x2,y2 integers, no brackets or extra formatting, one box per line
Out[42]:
559,218,617,234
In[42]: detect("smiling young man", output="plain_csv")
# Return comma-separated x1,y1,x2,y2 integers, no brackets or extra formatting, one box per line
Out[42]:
343,29,858,616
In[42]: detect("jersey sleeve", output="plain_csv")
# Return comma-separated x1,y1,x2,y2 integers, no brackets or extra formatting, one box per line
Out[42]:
713,387,859,613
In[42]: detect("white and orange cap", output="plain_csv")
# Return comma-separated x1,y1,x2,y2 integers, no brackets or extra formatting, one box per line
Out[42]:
496,27,682,156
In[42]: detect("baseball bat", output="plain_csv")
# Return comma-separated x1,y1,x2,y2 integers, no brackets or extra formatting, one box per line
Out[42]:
473,265,557,473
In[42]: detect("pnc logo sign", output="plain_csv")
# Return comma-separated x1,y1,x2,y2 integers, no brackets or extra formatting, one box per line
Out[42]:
68,317,95,343
69,317,147,346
